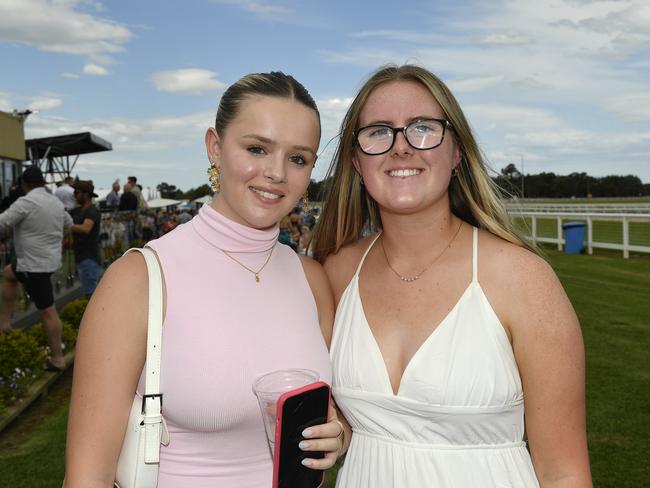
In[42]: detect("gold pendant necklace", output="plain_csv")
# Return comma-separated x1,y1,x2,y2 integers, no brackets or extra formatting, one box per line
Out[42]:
218,244,276,283
380,220,463,283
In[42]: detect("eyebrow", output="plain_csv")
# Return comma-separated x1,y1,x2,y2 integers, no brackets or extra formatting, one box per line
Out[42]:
362,115,440,126
242,134,316,156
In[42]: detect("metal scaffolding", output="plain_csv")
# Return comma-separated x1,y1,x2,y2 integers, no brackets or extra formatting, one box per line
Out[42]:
24,132,112,184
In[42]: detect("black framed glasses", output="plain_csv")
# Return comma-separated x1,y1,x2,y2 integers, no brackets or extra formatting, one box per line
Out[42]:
354,118,452,155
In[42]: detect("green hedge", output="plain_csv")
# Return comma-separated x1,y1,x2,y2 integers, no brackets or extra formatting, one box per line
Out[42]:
0,331,47,413
0,298,88,414
60,298,89,329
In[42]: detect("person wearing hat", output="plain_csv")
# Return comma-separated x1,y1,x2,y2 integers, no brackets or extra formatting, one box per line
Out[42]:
0,166,73,371
70,180,102,297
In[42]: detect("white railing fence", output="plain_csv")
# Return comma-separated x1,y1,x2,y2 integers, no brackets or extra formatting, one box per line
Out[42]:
508,211,650,259
506,203,650,214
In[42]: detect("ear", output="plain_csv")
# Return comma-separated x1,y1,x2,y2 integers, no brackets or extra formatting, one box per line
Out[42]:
205,127,222,167
351,152,363,179
453,142,462,168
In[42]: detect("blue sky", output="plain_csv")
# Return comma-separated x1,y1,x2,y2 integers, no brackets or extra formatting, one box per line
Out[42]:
1,0,649,193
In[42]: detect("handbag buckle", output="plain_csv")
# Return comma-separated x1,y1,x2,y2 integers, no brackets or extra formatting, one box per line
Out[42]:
141,393,163,414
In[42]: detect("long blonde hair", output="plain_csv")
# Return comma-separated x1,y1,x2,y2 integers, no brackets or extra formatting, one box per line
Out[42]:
311,64,536,262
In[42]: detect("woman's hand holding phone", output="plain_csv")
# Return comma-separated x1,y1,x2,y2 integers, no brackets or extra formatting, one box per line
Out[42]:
298,404,348,470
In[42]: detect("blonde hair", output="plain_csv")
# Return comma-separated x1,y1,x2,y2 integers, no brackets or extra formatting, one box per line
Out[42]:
311,64,536,262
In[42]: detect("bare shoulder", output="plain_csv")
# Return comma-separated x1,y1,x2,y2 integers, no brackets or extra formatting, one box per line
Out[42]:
323,234,378,303
80,251,149,335
477,229,571,338
92,252,148,303
479,229,556,285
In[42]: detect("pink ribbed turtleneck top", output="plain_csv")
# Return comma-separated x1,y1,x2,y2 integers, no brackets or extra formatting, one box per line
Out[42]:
141,204,332,487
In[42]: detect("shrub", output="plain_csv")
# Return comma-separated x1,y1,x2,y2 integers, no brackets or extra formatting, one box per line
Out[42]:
27,322,78,352
59,298,89,328
0,330,47,408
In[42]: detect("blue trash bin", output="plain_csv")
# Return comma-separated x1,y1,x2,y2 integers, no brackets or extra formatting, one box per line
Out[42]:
563,221,585,254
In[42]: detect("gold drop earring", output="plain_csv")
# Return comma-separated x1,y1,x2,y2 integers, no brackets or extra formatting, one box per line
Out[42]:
207,164,221,193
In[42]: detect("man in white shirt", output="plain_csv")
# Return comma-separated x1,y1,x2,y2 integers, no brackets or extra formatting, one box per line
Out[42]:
54,176,77,211
0,166,73,370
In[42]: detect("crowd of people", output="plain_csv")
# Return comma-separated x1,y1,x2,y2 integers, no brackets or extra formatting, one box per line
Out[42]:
279,206,319,254
0,171,163,370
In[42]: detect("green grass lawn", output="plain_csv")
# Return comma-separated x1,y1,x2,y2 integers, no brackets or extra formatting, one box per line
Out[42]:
0,369,71,487
1,251,648,487
543,250,650,487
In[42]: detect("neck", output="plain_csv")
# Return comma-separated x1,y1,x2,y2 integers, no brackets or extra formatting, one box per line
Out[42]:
379,200,459,259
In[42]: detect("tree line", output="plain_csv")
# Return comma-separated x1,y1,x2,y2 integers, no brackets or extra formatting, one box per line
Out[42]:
496,164,649,198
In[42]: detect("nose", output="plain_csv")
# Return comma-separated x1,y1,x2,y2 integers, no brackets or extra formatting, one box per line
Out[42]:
391,129,412,157
263,153,287,183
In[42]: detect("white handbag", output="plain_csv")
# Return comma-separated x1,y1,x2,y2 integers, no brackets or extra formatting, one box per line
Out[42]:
115,247,170,488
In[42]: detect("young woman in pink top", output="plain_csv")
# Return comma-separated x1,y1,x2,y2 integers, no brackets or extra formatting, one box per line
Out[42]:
65,72,345,487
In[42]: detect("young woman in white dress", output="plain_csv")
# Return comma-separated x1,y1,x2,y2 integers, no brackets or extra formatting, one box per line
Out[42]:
304,65,592,487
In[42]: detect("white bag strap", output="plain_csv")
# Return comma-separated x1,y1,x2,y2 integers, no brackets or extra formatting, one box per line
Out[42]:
124,246,165,463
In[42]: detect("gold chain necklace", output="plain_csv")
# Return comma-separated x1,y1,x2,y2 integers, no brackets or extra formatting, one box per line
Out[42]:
219,244,276,283
380,220,463,283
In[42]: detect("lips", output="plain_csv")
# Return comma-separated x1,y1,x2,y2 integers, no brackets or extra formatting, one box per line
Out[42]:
250,186,283,200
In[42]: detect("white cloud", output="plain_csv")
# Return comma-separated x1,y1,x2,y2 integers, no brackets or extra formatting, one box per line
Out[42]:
211,0,294,17
83,63,109,76
351,30,446,44
0,0,132,62
22,110,215,188
448,75,504,93
151,69,226,96
310,97,353,179
62,72,80,79
466,104,564,132
243,1,293,15
605,93,650,123
478,33,531,45
208,0,333,27
27,96,63,111
24,110,212,152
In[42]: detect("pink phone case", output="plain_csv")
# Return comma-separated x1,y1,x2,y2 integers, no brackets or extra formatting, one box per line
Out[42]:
272,381,331,488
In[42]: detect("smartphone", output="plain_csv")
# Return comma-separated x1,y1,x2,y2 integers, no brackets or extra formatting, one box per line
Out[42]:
272,381,331,488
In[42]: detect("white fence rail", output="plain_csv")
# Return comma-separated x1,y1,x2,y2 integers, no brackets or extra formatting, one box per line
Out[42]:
506,203,650,214
508,211,650,259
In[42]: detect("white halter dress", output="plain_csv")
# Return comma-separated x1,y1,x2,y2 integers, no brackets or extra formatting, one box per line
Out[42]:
331,228,540,487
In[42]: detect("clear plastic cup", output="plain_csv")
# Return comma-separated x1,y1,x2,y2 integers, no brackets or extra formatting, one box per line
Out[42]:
252,369,319,456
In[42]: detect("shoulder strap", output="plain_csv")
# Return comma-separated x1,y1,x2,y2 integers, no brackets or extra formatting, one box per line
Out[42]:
123,246,165,462
353,232,382,278
472,227,478,283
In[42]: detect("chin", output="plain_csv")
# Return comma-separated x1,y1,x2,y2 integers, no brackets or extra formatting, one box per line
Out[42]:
381,196,425,211
241,211,283,230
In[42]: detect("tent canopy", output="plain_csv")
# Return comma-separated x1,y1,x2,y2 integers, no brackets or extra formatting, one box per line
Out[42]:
193,195,212,204
147,198,181,209
25,132,112,160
